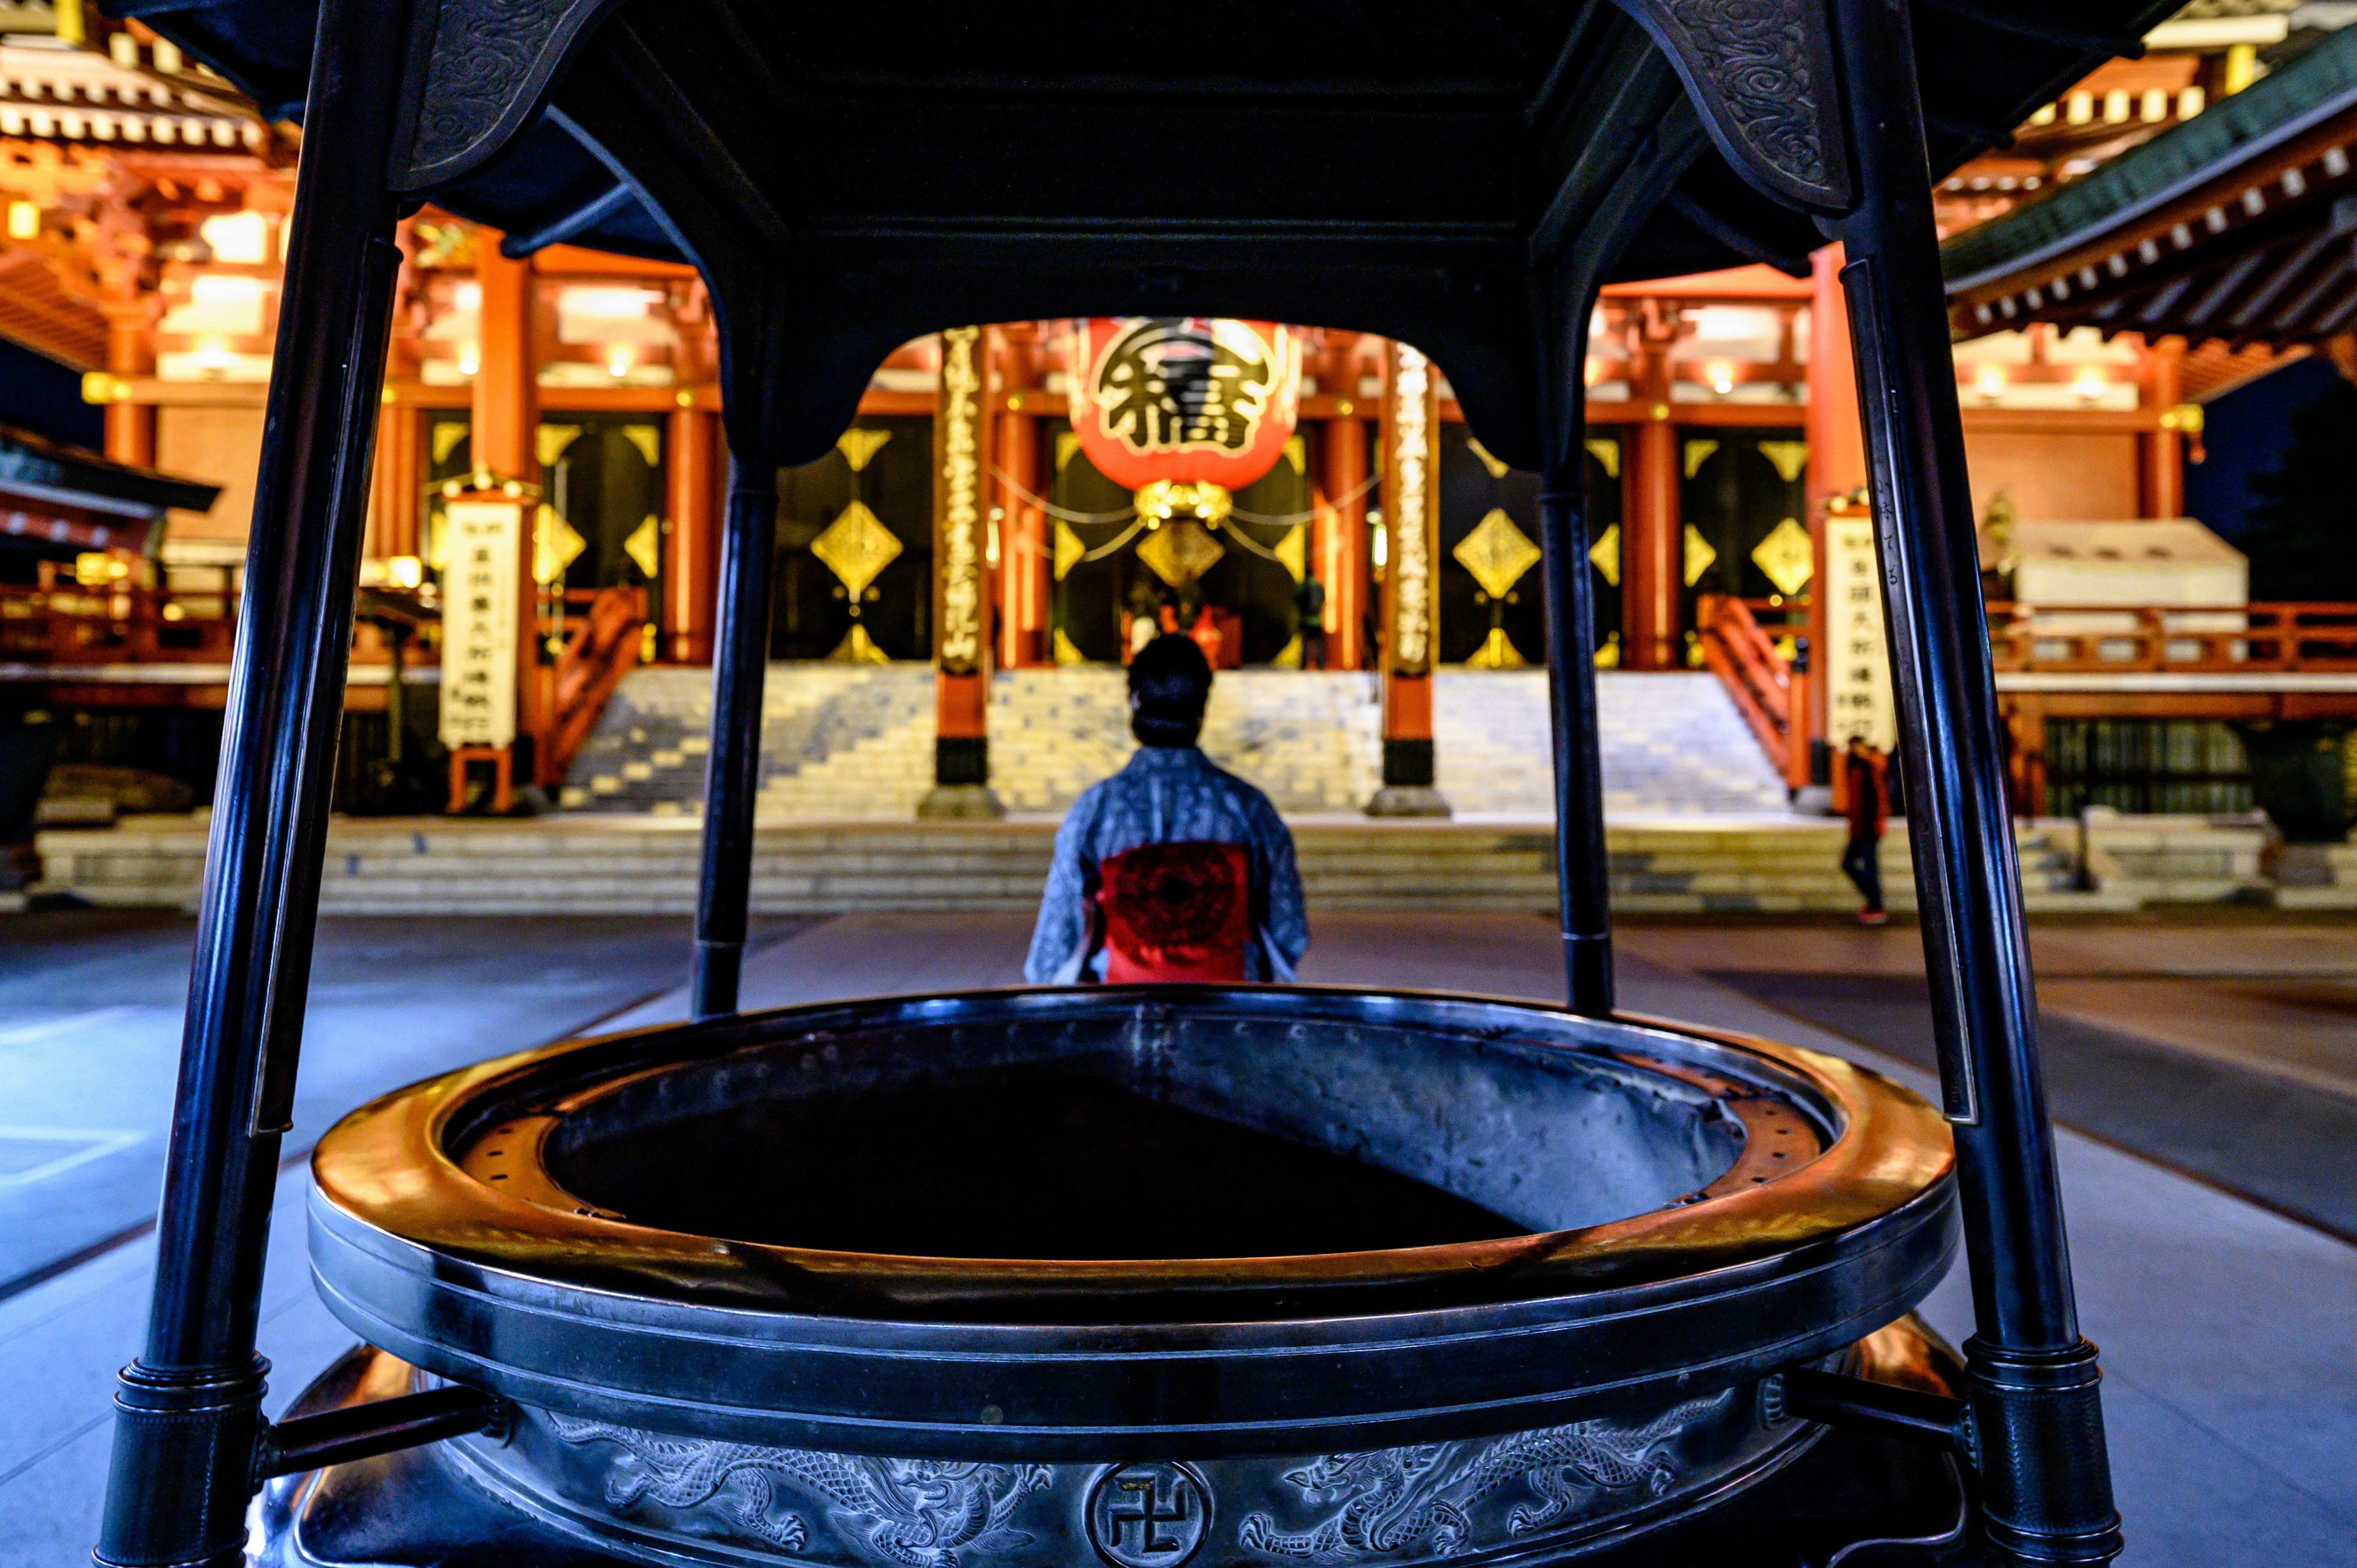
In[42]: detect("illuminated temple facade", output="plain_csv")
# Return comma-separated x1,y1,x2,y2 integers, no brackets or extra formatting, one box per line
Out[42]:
2,0,2347,820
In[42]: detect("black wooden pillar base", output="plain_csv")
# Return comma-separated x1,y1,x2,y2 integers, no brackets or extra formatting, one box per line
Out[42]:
918,736,1005,819
1368,737,1450,817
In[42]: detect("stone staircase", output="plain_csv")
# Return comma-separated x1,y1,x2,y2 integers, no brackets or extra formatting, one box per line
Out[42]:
1436,671,1792,817
559,665,1792,820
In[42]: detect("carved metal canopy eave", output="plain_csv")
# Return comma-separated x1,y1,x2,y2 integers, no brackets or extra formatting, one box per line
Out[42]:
1608,0,1854,216
389,0,625,192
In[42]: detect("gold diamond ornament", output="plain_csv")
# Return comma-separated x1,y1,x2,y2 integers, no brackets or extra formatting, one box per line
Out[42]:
1750,516,1815,597
1465,626,1527,668
534,504,588,585
1054,519,1086,580
1453,508,1542,600
836,427,893,471
1136,519,1225,586
810,500,903,599
624,514,662,578
1758,439,1811,485
1274,523,1307,582
1682,523,1718,589
828,623,891,663
1589,522,1620,587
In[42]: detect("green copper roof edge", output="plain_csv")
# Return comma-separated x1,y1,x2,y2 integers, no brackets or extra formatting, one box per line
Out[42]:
1942,25,2357,296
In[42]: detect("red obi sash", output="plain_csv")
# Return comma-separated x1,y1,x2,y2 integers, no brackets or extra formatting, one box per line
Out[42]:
1095,841,1250,983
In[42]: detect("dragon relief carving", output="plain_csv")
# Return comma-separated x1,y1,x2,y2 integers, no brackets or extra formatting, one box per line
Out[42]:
1237,1392,1732,1564
548,1415,1052,1566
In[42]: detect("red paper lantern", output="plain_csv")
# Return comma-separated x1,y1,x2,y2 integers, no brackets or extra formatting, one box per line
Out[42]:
1067,318,1301,493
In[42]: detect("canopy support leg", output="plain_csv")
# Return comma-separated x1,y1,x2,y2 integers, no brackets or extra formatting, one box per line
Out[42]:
1538,457,1614,1016
94,0,411,1559
692,457,779,1019
1538,270,1615,1016
1831,0,2121,1559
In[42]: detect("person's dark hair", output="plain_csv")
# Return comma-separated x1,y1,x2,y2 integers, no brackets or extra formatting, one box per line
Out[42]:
1128,633,1213,747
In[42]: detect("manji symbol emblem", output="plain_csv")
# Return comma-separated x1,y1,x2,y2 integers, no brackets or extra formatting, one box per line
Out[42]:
1088,1461,1212,1568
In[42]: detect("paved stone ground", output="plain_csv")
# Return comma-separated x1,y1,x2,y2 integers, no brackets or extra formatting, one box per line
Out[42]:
0,910,2348,1563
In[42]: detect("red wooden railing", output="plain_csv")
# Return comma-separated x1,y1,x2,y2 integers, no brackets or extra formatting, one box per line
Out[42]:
1697,592,1809,788
0,583,245,665
1984,601,2357,673
3,578,649,790
543,584,646,781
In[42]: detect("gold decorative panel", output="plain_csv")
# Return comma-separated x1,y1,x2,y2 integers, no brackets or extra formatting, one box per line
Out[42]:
1759,439,1811,485
1056,431,1083,471
811,500,903,600
622,425,662,468
836,427,893,472
1384,342,1437,674
1585,437,1620,480
1750,516,1815,597
1054,519,1085,580
1283,434,1307,474
1682,523,1718,588
1682,439,1720,481
1589,522,1620,587
1465,436,1511,480
1452,508,1542,600
1136,519,1225,586
935,325,985,673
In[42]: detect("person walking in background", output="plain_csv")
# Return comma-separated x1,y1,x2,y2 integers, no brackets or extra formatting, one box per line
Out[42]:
1026,634,1307,984
1841,735,1889,926
1295,570,1328,670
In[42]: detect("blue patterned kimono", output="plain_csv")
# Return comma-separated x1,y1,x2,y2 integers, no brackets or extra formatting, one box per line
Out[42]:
1024,746,1308,984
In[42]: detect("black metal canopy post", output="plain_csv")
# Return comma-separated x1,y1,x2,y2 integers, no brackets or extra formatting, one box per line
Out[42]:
1830,0,2122,1560
93,0,411,1559
691,457,778,1019
1536,295,1614,1018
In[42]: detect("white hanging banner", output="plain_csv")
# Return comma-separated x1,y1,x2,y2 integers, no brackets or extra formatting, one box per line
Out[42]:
1822,512,1896,753
438,498,521,749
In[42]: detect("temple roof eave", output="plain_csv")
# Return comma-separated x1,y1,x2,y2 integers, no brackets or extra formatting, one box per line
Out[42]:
1941,24,2357,317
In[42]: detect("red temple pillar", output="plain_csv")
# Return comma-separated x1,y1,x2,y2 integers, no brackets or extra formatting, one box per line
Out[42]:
102,307,156,469
1320,400,1371,671
665,401,720,663
1624,316,1679,670
470,235,546,788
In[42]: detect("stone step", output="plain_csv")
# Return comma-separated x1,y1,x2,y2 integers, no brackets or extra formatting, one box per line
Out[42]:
37,816,2097,916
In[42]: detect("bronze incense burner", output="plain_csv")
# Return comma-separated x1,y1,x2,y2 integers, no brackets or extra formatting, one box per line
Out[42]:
263,987,1960,1565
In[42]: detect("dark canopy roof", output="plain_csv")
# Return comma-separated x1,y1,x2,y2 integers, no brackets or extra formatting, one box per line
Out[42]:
1946,22,2357,347
108,0,2169,466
